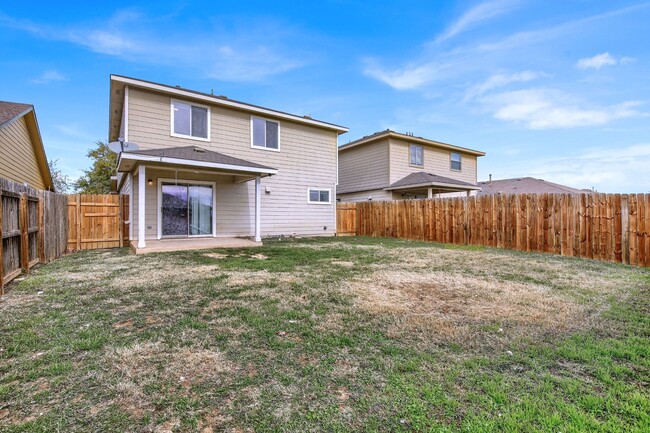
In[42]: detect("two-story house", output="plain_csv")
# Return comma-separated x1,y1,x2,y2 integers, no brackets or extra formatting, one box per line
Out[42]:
109,75,348,252
337,130,485,202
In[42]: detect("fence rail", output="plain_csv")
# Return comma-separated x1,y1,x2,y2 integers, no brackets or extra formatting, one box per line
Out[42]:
337,193,650,267
0,178,68,293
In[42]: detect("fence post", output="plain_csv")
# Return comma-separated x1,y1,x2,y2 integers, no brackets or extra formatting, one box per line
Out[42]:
38,193,45,263
76,194,81,251
620,195,627,263
118,194,124,248
0,192,3,295
20,192,28,273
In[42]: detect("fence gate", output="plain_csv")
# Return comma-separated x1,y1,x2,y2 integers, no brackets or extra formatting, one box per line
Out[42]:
67,194,126,251
336,203,357,236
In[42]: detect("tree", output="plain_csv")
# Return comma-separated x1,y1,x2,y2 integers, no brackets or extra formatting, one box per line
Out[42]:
74,140,117,194
48,159,71,193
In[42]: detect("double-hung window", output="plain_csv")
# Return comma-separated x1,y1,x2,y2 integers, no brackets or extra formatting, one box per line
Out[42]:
251,116,280,151
308,188,331,204
409,144,423,166
171,100,209,140
450,152,462,171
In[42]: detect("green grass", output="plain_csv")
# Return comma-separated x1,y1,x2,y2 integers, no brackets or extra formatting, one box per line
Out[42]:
0,236,648,432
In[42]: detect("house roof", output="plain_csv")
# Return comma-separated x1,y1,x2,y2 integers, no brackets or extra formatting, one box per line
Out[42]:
0,101,33,127
339,129,486,157
477,177,586,196
109,74,349,142
117,145,278,176
386,171,482,191
0,101,54,191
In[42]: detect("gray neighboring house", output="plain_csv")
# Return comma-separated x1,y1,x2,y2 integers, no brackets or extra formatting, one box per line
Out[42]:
337,130,485,202
477,177,587,196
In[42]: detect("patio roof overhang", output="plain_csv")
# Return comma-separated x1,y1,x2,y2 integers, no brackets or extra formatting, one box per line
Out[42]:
117,146,278,177
385,181,482,192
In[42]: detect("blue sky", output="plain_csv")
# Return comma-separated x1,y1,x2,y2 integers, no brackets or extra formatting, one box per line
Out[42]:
1,0,649,192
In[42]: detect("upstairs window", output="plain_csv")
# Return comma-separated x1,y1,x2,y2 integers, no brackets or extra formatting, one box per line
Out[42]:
451,152,462,171
171,100,209,140
308,188,331,204
251,116,280,151
409,144,423,166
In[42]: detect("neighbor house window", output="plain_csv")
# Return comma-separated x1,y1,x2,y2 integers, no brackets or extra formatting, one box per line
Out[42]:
451,152,462,171
410,144,423,166
171,100,209,140
308,188,331,204
251,116,280,150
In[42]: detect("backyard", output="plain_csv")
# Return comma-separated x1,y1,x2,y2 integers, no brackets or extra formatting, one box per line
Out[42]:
0,237,648,432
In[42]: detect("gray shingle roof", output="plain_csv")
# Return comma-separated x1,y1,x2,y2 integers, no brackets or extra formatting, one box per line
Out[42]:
388,171,479,190
0,101,32,127
126,146,276,171
477,177,586,196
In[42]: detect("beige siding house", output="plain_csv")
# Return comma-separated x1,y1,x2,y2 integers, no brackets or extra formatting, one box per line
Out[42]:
0,102,53,191
110,75,348,252
338,130,485,202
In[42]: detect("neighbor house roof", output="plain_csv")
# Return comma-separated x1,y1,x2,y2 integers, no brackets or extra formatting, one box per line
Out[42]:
339,129,486,157
385,171,482,191
117,145,278,176
0,101,54,191
0,102,32,127
477,177,586,196
109,74,349,142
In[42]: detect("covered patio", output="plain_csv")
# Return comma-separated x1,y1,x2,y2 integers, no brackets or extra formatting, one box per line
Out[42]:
117,145,277,252
385,171,481,199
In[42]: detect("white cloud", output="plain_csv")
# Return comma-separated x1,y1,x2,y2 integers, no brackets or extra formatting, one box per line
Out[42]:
528,144,650,192
435,0,521,43
31,69,67,84
1,10,307,83
464,70,547,100
576,52,617,70
362,58,451,90
488,89,645,129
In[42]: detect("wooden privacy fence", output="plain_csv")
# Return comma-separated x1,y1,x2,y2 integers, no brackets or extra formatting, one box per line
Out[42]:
67,194,129,251
337,193,650,267
0,178,68,292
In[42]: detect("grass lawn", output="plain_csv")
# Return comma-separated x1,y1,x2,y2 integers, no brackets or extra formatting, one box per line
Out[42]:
0,237,648,432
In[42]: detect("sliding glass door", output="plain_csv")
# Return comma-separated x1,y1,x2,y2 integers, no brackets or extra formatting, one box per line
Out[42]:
161,183,213,237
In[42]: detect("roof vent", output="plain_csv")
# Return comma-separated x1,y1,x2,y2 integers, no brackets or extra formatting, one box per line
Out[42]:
175,85,181,88
193,147,206,153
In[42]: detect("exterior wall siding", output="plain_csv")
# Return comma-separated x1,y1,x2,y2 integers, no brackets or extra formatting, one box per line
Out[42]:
0,117,46,189
126,87,337,237
338,189,392,203
337,138,389,194
388,138,478,185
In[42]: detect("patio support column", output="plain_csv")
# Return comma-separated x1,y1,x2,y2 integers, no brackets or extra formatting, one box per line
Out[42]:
254,176,261,242
138,164,146,249
428,188,433,199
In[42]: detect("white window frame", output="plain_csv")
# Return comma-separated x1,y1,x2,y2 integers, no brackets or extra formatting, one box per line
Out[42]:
157,178,217,239
250,115,281,152
450,151,462,171
170,98,211,142
307,188,332,205
409,144,423,167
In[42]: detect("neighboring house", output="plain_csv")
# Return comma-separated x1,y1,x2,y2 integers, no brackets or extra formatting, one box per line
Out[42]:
337,130,485,202
109,75,348,252
477,177,587,196
0,101,53,191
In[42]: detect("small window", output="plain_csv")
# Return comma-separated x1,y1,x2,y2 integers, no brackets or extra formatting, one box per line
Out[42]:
252,116,280,150
308,188,331,204
171,100,209,140
409,144,423,166
451,152,462,171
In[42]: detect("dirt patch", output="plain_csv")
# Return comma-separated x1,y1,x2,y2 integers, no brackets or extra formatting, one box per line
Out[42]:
250,254,267,260
105,342,236,416
349,269,585,341
204,253,228,260
331,260,354,268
